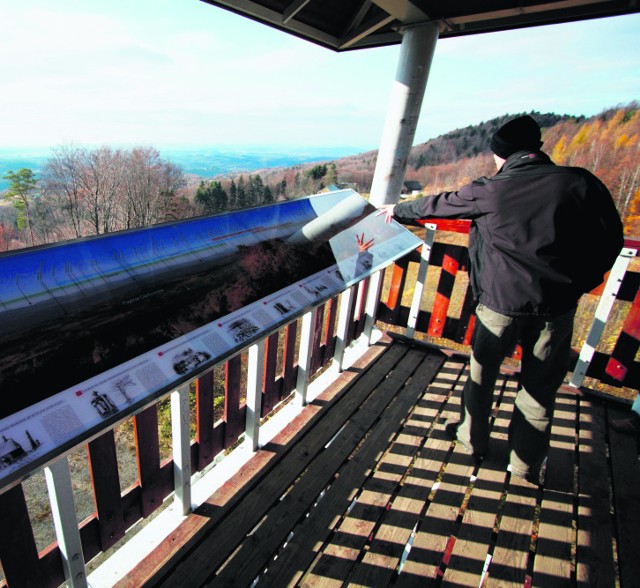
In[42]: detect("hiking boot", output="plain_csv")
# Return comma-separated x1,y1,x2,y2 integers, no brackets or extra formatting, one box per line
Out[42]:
444,419,485,462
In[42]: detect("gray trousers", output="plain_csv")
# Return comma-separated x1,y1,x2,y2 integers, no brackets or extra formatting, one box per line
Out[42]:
455,304,576,477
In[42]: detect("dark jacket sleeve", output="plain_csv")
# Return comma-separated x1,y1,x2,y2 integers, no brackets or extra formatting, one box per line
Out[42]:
392,181,482,224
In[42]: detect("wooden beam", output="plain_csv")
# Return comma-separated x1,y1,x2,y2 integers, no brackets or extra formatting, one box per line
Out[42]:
339,13,396,49
282,0,312,24
370,0,429,23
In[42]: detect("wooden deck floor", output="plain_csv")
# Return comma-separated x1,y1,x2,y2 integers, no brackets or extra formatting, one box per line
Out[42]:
120,335,640,587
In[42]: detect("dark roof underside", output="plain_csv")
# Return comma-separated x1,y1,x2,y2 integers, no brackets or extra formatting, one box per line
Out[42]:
200,0,639,51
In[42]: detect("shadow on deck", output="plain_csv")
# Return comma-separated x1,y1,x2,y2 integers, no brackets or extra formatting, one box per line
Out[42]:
120,334,640,587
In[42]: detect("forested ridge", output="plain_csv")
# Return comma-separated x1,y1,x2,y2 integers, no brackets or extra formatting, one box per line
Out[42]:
2,102,639,251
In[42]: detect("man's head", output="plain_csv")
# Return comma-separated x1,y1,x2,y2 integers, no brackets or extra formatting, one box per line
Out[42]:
490,115,543,159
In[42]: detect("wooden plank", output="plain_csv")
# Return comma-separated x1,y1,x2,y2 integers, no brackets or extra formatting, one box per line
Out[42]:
477,375,537,586
152,341,411,587
214,350,444,587
267,353,449,587
487,475,538,587
133,405,163,518
531,392,577,587
117,338,393,588
575,397,616,586
0,484,48,587
385,261,408,324
346,366,469,586
608,403,640,587
87,429,125,550
442,376,516,586
196,370,215,470
223,354,243,448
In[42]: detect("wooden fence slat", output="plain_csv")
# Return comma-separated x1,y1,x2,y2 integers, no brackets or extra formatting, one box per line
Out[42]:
224,355,243,448
0,484,48,586
323,297,338,367
87,429,125,550
261,332,280,416
281,321,298,399
428,249,459,338
133,406,163,518
196,371,215,471
310,303,325,374
605,286,640,383
385,261,409,323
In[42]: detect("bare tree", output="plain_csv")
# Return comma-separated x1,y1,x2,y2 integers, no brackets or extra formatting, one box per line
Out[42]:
81,147,126,235
42,145,87,238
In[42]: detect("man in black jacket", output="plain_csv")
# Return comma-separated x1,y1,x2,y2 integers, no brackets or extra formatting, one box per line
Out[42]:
378,115,623,483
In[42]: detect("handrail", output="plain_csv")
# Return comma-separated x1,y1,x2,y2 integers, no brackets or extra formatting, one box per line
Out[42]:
0,269,380,588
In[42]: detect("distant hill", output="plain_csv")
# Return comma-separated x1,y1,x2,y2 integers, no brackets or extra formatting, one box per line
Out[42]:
208,103,638,234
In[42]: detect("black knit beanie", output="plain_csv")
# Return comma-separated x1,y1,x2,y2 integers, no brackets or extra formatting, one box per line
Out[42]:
490,115,543,158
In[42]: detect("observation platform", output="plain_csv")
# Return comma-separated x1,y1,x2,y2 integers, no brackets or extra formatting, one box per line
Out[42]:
117,334,640,587
2,222,640,588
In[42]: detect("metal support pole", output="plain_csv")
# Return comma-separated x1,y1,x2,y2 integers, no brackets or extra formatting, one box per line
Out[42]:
370,22,439,207
171,384,192,515
246,339,266,451
45,456,87,588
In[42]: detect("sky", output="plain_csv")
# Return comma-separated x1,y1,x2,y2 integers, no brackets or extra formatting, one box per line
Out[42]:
0,0,639,153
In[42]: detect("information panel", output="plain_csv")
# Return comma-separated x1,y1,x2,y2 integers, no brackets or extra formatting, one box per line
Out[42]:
0,190,421,485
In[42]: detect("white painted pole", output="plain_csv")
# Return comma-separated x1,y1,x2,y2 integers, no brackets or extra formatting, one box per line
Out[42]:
45,456,88,588
570,248,636,388
334,285,356,372
363,270,384,345
171,384,192,515
406,223,437,338
296,307,318,407
246,339,266,451
370,22,439,207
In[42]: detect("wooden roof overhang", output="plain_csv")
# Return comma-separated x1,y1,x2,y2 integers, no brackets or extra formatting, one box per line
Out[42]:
200,0,640,51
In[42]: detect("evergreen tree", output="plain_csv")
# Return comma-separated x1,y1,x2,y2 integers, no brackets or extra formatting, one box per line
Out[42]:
229,179,237,208
236,176,248,209
3,168,38,246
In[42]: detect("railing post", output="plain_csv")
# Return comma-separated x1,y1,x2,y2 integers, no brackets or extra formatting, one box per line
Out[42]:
406,223,436,338
363,270,384,345
246,339,266,451
45,456,88,588
570,247,636,388
296,307,318,406
171,384,192,515
334,285,356,372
